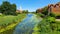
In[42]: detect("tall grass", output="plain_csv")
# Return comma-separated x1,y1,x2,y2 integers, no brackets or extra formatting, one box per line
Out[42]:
32,16,60,34
0,14,26,29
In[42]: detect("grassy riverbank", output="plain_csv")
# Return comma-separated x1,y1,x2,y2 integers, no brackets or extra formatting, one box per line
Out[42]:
0,13,26,34
32,16,60,34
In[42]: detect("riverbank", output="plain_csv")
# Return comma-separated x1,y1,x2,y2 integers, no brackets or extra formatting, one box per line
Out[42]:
13,14,42,34
32,14,42,34
32,16,60,34
0,13,26,34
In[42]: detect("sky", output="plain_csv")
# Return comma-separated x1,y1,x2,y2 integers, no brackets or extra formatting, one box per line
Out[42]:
0,0,60,12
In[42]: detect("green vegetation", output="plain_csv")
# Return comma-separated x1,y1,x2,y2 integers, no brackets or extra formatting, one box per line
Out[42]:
0,1,60,34
0,14,26,34
0,1,16,15
32,16,60,34
49,12,56,17
23,10,28,14
42,6,48,15
36,6,56,18
36,13,44,18
0,1,28,34
36,6,48,16
34,3,60,34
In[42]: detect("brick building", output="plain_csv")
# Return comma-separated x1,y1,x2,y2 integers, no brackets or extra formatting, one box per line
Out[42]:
48,2,60,16
16,10,22,13
36,8,43,13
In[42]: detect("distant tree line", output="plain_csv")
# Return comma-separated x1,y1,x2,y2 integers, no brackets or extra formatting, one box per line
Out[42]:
0,1,16,15
22,10,28,13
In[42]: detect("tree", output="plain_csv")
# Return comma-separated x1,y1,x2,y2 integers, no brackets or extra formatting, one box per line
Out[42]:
23,10,28,13
0,6,1,13
0,1,16,15
42,6,48,15
10,4,16,15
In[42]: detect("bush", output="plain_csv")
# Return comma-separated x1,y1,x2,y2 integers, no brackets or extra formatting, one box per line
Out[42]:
37,13,44,17
37,16,56,34
50,13,56,17
46,16,55,23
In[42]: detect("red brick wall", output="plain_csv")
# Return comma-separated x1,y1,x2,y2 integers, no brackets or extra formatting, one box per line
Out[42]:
48,3,60,15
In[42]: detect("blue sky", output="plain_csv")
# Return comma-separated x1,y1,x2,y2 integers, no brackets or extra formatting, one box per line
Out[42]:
0,0,60,12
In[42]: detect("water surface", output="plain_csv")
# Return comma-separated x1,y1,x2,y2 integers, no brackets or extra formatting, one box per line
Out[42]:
13,14,42,34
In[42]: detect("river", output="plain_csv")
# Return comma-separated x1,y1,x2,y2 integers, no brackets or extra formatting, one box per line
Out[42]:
13,14,42,34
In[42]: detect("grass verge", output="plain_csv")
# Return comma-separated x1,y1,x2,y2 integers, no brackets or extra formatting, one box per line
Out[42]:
0,13,26,34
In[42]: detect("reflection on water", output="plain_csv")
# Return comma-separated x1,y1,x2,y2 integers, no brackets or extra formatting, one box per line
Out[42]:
13,14,42,34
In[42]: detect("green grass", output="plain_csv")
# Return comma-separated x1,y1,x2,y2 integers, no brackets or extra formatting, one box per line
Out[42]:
32,16,60,34
0,14,26,26
0,13,26,34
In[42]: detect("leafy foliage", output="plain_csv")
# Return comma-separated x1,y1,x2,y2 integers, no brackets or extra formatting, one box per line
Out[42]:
49,12,56,17
42,6,48,15
32,17,60,34
23,10,28,13
37,13,44,18
0,1,16,15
